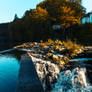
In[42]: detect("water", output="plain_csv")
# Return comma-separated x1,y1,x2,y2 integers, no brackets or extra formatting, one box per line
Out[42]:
70,58,92,62
0,48,92,92
0,48,16,54
51,67,92,92
51,58,92,92
0,54,20,92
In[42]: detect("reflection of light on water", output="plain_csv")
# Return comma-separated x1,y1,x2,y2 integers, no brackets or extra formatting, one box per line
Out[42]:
51,67,92,92
70,58,92,62
17,48,31,52
0,55,20,92
0,48,16,54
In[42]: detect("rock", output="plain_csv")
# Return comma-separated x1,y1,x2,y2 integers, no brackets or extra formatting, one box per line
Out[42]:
52,55,59,61
31,56,60,91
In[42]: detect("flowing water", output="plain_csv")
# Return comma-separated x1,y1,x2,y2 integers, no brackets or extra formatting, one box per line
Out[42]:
70,58,92,62
0,48,92,92
51,58,92,92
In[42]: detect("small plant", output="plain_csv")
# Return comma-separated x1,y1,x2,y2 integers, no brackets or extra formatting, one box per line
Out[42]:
63,40,83,57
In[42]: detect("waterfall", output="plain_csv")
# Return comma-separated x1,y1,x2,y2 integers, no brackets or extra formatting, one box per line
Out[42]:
51,67,92,92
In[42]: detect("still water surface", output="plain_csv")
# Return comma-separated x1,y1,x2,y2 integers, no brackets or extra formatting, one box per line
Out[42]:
0,54,20,92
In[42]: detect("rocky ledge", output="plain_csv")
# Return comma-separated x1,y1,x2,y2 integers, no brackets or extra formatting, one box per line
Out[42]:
30,55,60,91
15,39,84,66
16,39,84,91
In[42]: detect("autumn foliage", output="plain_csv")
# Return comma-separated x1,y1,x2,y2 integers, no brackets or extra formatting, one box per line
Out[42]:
9,0,85,45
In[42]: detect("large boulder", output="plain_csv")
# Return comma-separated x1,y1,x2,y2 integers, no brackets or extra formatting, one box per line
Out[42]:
31,56,60,91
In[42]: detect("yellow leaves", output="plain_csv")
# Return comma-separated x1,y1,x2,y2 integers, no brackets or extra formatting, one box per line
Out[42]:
37,6,47,15
61,23,70,28
58,6,79,27
30,9,38,19
55,39,63,45
61,6,71,14
63,40,83,57
59,6,75,15
40,40,43,43
55,45,61,50
30,6,48,21
23,0,84,29
63,40,73,50
16,39,83,69
28,0,84,28
63,16,78,24
40,39,54,48
47,39,54,44
40,43,47,48
46,53,53,57
57,4,82,27
32,9,37,14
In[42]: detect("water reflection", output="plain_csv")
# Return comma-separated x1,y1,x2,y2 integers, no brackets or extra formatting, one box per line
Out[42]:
70,58,92,62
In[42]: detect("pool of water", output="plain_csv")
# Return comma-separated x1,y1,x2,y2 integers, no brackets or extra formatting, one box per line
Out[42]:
0,54,20,92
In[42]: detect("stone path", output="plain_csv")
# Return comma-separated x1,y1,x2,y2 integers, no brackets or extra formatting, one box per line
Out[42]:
16,53,44,92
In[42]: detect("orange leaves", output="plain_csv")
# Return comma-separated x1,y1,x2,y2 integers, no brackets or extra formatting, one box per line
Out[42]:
60,16,78,27
59,6,75,16
57,5,79,27
61,6,71,14
37,6,48,17
30,0,84,28
30,7,48,21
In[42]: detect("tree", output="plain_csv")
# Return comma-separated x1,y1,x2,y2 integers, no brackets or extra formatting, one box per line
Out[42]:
30,7,48,22
14,14,19,21
37,0,85,28
9,0,86,43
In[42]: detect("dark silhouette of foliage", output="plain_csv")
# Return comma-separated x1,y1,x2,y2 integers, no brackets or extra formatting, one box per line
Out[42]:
8,0,85,44
14,14,19,21
70,23,92,45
